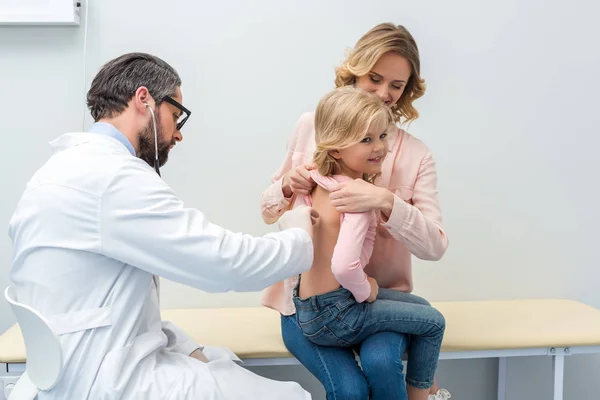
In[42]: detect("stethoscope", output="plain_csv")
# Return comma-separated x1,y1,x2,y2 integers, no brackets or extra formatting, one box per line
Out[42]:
144,103,161,177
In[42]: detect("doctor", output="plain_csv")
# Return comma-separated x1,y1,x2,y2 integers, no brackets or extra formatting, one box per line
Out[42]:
8,52,316,399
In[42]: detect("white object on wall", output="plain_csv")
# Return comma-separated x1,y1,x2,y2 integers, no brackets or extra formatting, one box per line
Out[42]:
0,0,81,26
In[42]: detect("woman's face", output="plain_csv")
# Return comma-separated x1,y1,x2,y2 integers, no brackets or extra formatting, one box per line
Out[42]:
355,52,412,107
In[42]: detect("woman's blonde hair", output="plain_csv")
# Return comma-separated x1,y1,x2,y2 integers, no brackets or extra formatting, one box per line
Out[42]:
313,86,394,182
335,23,425,124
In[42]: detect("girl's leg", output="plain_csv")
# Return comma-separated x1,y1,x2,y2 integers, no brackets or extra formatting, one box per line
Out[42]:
281,314,368,400
377,288,431,306
350,300,445,395
407,385,431,400
376,289,443,395
358,332,409,400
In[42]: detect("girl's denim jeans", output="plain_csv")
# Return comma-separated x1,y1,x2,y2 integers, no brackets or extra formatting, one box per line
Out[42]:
292,280,445,389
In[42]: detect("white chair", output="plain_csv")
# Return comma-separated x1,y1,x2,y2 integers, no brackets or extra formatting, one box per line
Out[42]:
3,286,63,400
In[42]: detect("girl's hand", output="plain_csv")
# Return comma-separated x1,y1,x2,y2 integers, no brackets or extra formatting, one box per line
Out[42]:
282,164,317,197
367,276,379,303
329,179,394,213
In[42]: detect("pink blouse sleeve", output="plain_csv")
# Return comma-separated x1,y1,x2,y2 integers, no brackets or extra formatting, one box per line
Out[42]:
381,155,448,261
331,211,377,303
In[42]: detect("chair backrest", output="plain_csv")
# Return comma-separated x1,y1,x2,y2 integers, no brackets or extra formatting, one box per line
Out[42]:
4,286,63,391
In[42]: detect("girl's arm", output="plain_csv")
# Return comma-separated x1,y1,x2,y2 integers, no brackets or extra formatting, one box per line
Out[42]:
330,211,377,303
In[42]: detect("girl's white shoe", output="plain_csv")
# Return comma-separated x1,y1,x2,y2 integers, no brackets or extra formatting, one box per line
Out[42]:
429,388,451,399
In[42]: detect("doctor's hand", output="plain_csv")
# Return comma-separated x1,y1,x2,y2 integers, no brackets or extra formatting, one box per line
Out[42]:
278,205,319,240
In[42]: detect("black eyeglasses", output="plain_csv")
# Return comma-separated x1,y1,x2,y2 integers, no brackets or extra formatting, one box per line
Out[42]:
162,96,191,131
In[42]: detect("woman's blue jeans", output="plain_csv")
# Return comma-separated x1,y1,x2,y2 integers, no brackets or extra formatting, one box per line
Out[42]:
281,314,409,400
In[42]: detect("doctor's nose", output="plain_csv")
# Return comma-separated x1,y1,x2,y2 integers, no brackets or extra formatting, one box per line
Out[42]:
174,130,183,143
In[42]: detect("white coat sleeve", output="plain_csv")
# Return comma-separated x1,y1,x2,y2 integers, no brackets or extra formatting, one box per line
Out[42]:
99,161,314,293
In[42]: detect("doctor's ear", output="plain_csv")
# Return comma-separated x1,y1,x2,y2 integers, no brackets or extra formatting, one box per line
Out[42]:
134,86,153,112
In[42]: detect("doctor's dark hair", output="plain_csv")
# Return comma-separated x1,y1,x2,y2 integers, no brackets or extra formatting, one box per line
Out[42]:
86,52,181,121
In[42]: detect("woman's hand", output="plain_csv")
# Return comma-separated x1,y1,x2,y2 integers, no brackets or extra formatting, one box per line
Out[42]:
282,164,317,197
329,179,394,214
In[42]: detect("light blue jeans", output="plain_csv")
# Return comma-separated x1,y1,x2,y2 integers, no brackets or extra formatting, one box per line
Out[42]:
293,283,445,390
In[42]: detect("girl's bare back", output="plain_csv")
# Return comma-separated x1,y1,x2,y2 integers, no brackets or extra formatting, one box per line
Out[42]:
298,185,344,299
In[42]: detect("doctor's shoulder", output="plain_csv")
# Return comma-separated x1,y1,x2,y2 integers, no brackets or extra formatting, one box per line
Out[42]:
32,137,156,198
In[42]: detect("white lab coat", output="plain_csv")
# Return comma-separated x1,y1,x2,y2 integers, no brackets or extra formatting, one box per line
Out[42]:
8,132,313,399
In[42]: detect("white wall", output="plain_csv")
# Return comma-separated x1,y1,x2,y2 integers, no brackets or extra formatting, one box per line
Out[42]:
1,0,599,399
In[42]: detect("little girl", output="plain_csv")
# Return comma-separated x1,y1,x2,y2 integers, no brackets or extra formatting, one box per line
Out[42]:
292,86,446,400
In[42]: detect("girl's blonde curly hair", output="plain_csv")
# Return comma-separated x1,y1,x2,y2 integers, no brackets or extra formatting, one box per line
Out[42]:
334,23,425,125
313,86,394,183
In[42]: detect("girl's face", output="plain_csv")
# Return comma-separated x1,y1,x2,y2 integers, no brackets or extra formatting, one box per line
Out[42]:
354,52,411,107
330,121,389,179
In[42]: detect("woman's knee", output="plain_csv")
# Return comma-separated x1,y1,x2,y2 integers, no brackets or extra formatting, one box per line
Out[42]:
361,350,405,377
359,333,408,398
360,332,407,376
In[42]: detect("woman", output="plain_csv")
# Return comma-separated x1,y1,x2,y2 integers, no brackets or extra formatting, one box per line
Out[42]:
260,23,450,400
